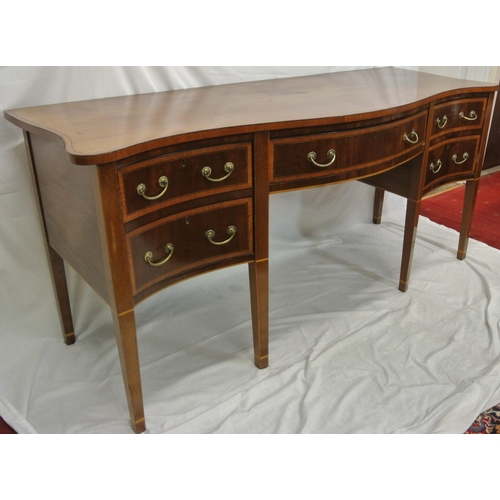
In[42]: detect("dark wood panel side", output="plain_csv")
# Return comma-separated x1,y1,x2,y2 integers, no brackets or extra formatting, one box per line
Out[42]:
359,160,413,199
29,133,109,303
483,90,500,169
24,131,76,344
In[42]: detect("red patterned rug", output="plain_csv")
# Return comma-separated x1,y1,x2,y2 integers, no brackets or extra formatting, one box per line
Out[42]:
420,169,500,250
465,404,500,434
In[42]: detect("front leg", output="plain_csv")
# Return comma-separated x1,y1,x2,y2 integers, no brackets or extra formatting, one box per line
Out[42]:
112,307,146,433
248,260,269,369
399,198,421,292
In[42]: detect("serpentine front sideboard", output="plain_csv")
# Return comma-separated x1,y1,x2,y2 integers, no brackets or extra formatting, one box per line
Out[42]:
4,67,498,433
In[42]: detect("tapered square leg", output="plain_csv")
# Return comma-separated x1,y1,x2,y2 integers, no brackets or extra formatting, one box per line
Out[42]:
373,187,385,224
457,179,480,260
248,260,269,369
111,308,145,434
399,199,421,292
47,246,76,345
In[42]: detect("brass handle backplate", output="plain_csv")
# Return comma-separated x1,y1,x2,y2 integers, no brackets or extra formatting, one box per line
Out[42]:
137,176,169,200
205,225,237,245
403,130,419,144
459,110,477,121
307,149,336,168
202,162,234,182
452,152,469,165
144,243,174,266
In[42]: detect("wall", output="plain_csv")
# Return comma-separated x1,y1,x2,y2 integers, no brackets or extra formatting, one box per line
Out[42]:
419,66,500,83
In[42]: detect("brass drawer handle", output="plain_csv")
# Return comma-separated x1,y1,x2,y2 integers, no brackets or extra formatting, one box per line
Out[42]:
459,110,477,121
307,149,336,168
429,159,442,174
202,162,234,182
436,115,448,129
137,176,169,200
452,152,469,165
403,130,419,144
144,243,174,267
205,225,237,245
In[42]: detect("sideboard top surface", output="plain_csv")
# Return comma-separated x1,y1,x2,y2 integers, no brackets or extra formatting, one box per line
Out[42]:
4,67,498,165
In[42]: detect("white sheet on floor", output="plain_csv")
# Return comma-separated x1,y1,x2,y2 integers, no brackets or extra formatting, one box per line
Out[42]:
1,67,499,434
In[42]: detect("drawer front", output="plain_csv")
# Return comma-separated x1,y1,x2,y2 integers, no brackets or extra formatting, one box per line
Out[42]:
431,98,487,137
127,199,253,294
425,136,480,190
119,143,252,221
271,111,427,184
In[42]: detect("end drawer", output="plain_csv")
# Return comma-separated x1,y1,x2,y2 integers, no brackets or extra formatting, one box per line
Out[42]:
424,136,480,192
431,97,487,138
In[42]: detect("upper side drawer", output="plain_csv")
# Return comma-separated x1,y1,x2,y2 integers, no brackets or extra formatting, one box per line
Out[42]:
431,98,487,137
119,143,252,221
271,111,427,185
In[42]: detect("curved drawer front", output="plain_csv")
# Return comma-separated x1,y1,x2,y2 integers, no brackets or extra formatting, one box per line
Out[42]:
127,199,253,294
119,143,252,221
271,111,427,184
431,98,487,137
424,136,480,190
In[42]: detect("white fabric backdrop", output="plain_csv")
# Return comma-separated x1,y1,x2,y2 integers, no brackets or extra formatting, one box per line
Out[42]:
1,66,499,434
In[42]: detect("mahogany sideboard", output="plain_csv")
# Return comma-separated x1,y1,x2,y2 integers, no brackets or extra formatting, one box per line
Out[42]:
4,67,498,433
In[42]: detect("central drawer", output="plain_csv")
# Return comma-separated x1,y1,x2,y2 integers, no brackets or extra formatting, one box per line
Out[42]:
127,198,253,295
271,111,427,185
119,143,252,221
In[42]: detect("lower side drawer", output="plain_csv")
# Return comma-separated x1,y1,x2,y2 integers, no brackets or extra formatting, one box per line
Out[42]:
425,136,480,192
127,199,253,295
